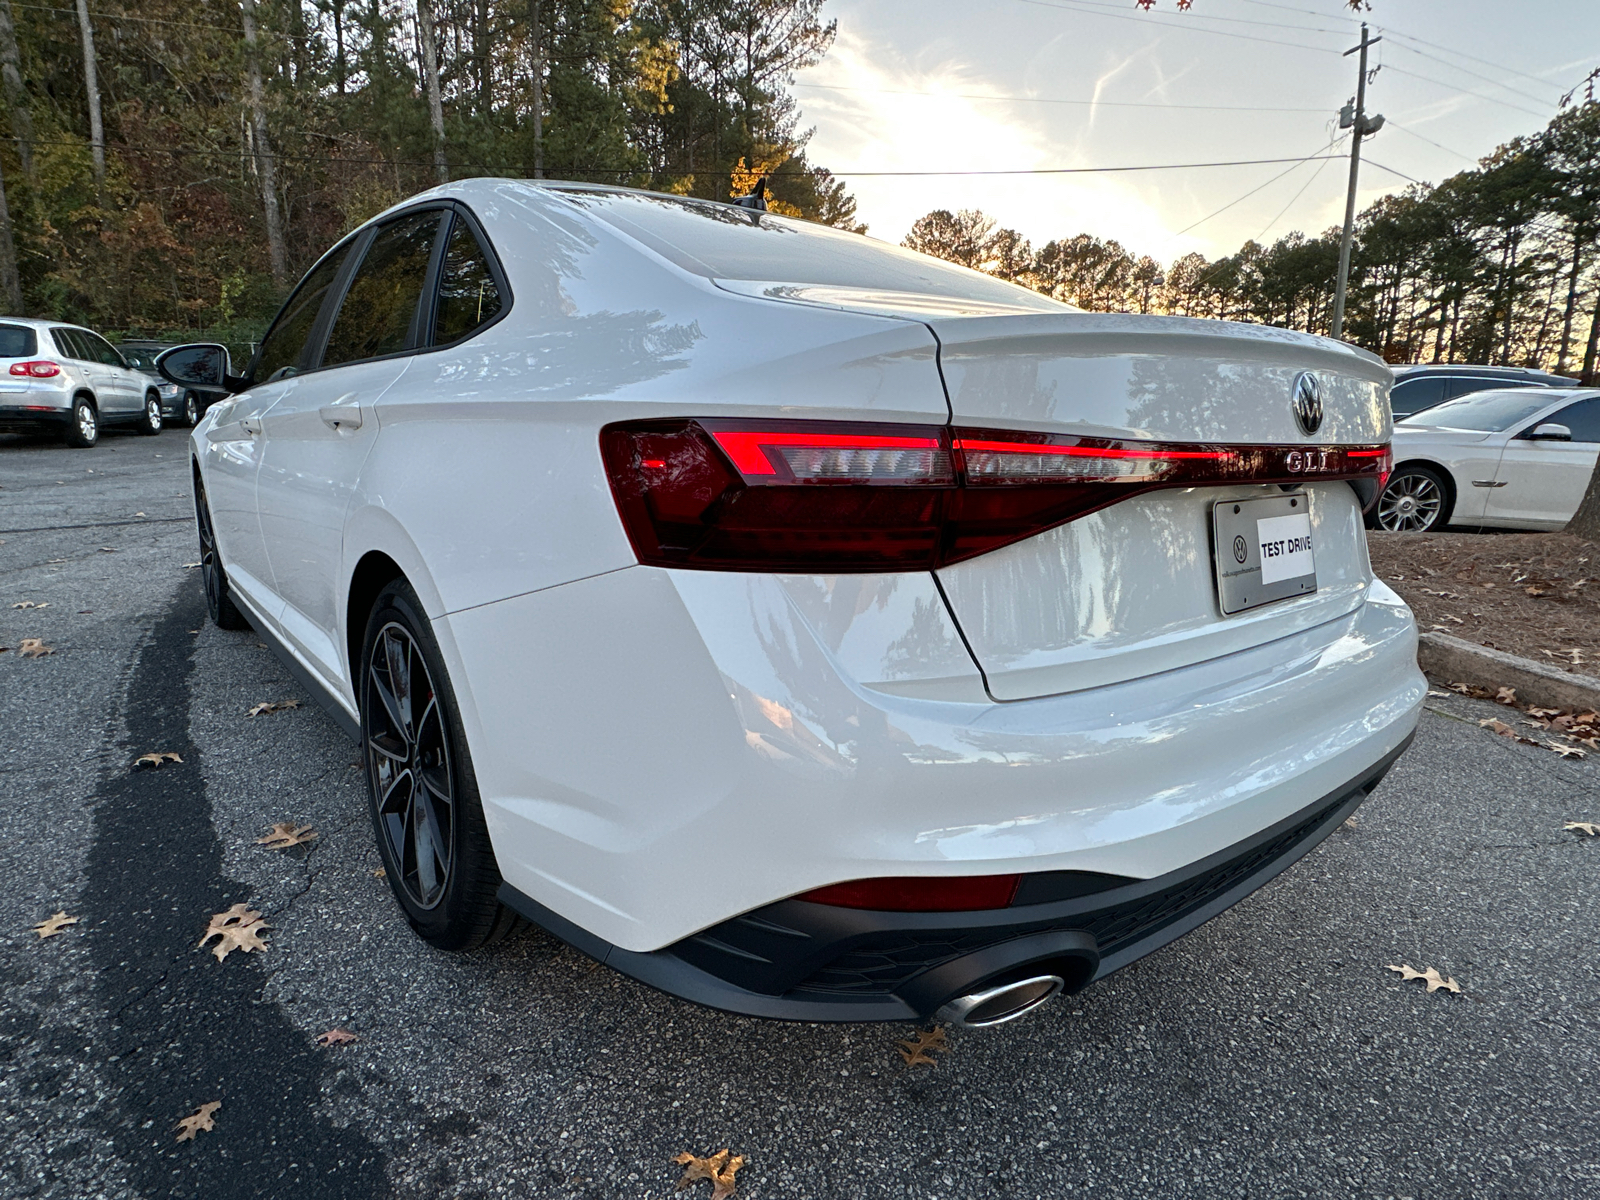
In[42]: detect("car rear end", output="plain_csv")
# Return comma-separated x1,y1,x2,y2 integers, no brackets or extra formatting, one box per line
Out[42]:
431,185,1423,1025
0,322,76,434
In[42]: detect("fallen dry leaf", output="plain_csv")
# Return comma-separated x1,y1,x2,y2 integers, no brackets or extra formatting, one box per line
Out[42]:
1448,681,1496,700
1426,689,1450,698
1549,743,1588,759
182,562,202,569
371,867,386,879
32,911,79,938
1387,964,1462,995
175,1101,221,1143
1479,717,1538,745
134,751,182,769
255,822,318,850
674,1150,745,1199
1525,585,1549,597
97,547,115,553
316,1027,360,1047
897,1026,949,1067
1564,822,1600,836
247,699,302,718
16,638,53,658
1494,686,1518,706
10,600,47,609
198,904,269,962
1528,706,1563,719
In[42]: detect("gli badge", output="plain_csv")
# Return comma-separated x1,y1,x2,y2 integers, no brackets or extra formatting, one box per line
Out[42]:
1292,371,1323,435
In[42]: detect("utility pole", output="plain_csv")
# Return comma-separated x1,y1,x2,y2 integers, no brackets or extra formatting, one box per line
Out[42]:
1329,22,1385,342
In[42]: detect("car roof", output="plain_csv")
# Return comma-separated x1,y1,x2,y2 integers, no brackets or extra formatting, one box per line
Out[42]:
1391,363,1577,383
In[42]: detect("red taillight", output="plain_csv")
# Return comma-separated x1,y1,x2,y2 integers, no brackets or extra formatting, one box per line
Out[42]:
9,360,61,378
796,875,1021,912
599,419,1391,572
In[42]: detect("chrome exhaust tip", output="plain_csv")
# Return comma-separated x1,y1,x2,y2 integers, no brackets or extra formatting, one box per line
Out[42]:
935,973,1064,1028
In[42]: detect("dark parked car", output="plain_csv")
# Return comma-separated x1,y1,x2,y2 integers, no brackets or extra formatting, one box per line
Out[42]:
1389,363,1578,420
119,339,222,427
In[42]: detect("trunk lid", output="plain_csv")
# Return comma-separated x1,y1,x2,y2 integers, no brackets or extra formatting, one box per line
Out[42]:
925,313,1394,700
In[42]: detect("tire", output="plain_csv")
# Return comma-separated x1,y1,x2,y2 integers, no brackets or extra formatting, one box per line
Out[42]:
136,391,163,435
193,477,251,630
181,391,201,428
360,579,520,951
63,395,99,448
1373,464,1453,533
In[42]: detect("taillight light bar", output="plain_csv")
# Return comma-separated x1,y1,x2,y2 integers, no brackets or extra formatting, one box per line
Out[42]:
9,360,61,378
599,419,1391,572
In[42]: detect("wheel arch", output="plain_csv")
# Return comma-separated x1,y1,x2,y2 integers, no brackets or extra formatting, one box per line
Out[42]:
346,550,407,683
72,387,97,409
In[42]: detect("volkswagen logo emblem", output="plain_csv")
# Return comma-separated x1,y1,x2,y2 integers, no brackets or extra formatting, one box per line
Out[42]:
1292,371,1323,435
1232,535,1248,564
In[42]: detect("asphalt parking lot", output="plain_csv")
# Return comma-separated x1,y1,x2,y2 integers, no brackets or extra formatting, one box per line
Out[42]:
2,429,1598,1200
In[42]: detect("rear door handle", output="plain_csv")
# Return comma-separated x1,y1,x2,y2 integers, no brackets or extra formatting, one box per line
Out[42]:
319,394,363,430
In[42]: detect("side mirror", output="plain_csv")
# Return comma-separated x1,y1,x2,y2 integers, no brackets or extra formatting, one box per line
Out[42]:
1527,422,1572,441
155,343,245,394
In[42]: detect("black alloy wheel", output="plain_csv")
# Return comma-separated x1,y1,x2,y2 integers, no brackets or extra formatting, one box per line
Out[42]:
360,580,520,950
193,478,250,630
1375,465,1451,533
137,392,163,435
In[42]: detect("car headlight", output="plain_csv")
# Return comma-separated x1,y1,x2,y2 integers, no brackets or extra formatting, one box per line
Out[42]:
159,383,180,398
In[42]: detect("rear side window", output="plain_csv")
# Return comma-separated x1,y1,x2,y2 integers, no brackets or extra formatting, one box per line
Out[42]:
432,217,503,345
1449,376,1531,401
50,328,88,360
1547,397,1600,442
0,324,36,357
322,211,442,368
254,242,353,384
1390,376,1448,416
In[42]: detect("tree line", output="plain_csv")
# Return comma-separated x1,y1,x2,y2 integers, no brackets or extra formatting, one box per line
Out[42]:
0,0,862,342
904,101,1600,381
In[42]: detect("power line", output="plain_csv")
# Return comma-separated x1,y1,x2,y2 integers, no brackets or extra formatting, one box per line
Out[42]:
790,81,1328,113
6,135,1346,178
1255,153,1336,242
1006,0,1343,55
1382,36,1562,109
1384,120,1477,164
1168,135,1347,241
1382,64,1552,122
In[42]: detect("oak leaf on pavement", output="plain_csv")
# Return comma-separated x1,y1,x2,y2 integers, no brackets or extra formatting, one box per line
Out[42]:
256,822,318,850
1387,963,1462,994
316,1027,360,1047
1564,822,1599,836
247,699,301,717
897,1026,949,1067
198,904,269,961
16,638,53,658
134,751,182,769
32,911,78,938
673,1149,745,1198
175,1101,221,1142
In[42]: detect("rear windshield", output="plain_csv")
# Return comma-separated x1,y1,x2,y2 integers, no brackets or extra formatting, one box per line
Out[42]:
0,323,37,358
551,188,1065,312
1399,389,1553,432
119,347,166,372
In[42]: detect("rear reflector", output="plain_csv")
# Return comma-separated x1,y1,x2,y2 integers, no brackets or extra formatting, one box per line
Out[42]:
600,418,1391,572
796,875,1021,912
9,360,61,378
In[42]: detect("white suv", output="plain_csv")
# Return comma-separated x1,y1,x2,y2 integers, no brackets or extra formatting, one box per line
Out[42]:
0,318,165,447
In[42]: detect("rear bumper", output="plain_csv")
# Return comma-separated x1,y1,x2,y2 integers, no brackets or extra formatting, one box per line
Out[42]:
499,733,1410,1021
0,403,71,432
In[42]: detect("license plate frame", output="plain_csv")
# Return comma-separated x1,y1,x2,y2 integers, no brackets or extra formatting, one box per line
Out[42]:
1212,493,1317,615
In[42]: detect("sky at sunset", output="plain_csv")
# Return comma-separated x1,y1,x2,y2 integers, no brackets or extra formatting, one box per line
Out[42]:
792,0,1600,262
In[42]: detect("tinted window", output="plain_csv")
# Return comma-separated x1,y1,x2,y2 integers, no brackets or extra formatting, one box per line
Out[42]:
1399,389,1553,432
1390,376,1448,416
1449,376,1534,401
120,347,163,372
50,328,88,360
80,331,127,368
433,217,504,344
322,212,441,367
1544,397,1600,442
254,243,353,383
0,324,37,357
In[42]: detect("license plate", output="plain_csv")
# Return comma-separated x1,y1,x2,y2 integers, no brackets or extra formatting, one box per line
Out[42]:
1212,493,1317,615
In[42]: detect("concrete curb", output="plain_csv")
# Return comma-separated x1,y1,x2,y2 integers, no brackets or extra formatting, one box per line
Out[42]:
1417,632,1600,713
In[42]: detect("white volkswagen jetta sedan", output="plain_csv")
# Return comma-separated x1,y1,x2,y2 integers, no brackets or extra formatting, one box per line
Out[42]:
1378,387,1600,532
161,181,1422,1027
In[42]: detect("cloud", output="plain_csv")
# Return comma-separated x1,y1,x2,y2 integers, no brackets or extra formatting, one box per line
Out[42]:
793,29,1198,258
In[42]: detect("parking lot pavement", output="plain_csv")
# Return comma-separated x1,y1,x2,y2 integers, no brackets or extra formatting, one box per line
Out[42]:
3,431,1598,1200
